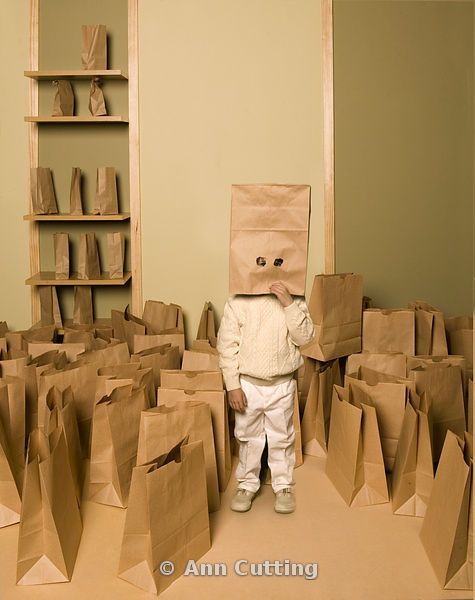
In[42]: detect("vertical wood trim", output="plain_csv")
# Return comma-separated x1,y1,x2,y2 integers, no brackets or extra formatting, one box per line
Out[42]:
128,0,143,315
29,0,40,323
323,0,335,274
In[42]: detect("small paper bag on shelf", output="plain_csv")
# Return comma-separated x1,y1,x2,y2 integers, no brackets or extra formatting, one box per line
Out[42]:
93,167,118,215
30,167,58,215
69,168,83,215
72,286,94,325
77,232,101,279
88,78,107,116
107,232,124,279
54,233,69,280
81,25,107,70
39,286,62,328
51,80,74,116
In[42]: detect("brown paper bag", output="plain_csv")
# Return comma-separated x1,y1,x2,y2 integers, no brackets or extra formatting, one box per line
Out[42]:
134,332,185,358
0,415,21,527
160,369,223,391
346,376,407,472
39,286,62,328
112,307,151,353
137,402,220,512
362,309,415,354
301,360,341,457
51,80,74,116
77,232,101,279
0,377,26,484
24,324,57,343
409,300,448,356
28,342,85,363
88,78,107,116
182,349,220,371
445,316,473,367
81,25,107,69
118,438,210,595
98,363,155,408
409,363,465,461
346,352,406,379
76,340,130,368
131,344,181,388
72,285,94,325
89,385,148,507
158,388,231,491
326,385,389,506
30,167,58,215
42,386,83,503
196,301,217,347
229,184,310,294
301,273,363,361
420,430,473,590
16,427,82,585
69,167,83,215
142,300,184,333
93,167,118,215
107,232,124,279
468,380,473,435
391,395,434,516
54,233,69,279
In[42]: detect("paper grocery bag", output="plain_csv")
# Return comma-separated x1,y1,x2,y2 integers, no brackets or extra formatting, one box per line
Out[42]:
88,78,107,116
107,232,124,278
89,385,147,508
30,167,58,215
445,316,473,378
409,300,448,356
16,427,82,585
229,184,310,295
142,300,184,333
362,309,415,354
131,344,181,388
39,286,62,328
0,377,26,484
118,438,210,595
42,386,83,503
158,388,231,491
81,25,107,69
54,233,69,279
112,307,150,353
409,363,465,461
182,349,220,371
160,369,223,391
301,273,363,361
137,402,220,512
0,415,21,528
98,363,155,408
196,301,217,348
301,360,341,457
69,167,83,215
391,395,434,516
134,332,185,358
51,80,74,116
420,431,473,590
72,285,94,325
76,340,130,368
93,167,118,215
346,352,406,379
77,232,101,279
326,385,389,506
346,376,407,472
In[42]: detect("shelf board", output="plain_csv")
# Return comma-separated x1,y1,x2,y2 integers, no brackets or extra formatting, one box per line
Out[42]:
24,116,128,123
23,213,130,221
26,272,132,286
24,69,128,80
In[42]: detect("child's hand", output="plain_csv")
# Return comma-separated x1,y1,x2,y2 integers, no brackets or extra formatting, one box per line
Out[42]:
228,388,247,413
269,281,293,307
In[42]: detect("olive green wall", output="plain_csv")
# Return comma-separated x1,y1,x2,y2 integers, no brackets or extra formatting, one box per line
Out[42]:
38,0,130,319
334,0,473,316
138,0,325,342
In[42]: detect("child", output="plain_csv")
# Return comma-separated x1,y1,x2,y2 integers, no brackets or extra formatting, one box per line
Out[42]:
217,280,314,514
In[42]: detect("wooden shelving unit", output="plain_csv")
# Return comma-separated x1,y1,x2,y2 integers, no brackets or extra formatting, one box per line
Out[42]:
24,213,130,221
25,69,128,80
26,272,132,286
25,116,128,123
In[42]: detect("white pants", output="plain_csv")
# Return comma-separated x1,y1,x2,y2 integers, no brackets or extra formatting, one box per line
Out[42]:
234,377,296,493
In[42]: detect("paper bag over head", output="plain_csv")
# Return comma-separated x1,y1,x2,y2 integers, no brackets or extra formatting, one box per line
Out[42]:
229,184,311,295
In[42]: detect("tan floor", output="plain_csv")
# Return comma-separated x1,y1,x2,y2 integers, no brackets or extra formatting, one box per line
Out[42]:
0,456,472,600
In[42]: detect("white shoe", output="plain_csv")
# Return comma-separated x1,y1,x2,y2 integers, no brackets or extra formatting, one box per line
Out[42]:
231,488,257,512
274,488,295,514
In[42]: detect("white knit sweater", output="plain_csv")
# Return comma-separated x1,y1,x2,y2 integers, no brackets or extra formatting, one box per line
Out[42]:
217,295,315,391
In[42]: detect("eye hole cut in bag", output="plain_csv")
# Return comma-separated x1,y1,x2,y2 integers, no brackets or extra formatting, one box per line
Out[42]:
274,258,284,267
256,257,267,267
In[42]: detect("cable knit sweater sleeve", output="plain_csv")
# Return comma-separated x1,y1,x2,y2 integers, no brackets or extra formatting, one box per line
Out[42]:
217,298,242,391
283,297,315,347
